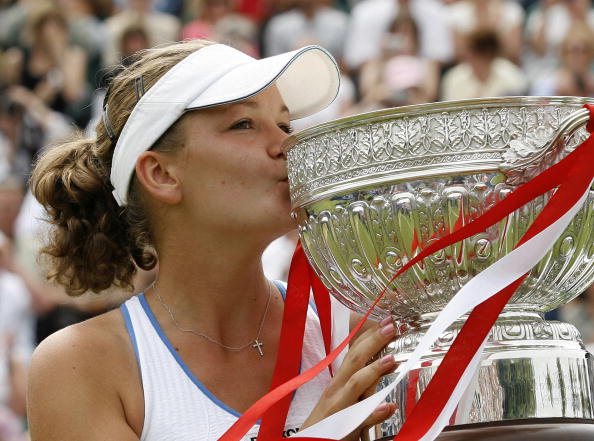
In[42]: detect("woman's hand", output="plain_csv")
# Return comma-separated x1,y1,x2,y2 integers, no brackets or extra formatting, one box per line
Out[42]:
301,317,399,440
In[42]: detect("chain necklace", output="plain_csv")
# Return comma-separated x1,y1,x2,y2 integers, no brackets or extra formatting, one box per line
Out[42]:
153,282,272,357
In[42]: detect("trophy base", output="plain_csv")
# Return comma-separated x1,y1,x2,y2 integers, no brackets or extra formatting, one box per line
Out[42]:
367,315,594,439
370,419,594,441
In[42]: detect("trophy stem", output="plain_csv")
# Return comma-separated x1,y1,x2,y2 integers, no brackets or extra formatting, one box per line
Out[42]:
366,312,594,440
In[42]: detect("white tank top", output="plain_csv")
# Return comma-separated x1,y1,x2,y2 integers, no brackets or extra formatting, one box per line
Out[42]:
120,282,332,441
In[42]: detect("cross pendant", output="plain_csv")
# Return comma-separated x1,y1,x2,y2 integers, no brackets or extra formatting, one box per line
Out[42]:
252,339,264,356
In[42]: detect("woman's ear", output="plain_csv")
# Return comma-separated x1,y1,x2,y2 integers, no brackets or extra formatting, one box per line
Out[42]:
135,151,183,205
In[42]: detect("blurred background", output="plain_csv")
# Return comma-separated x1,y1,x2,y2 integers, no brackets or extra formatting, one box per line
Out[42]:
0,0,593,438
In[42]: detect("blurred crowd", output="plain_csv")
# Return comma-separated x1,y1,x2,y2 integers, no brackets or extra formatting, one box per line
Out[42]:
0,0,594,438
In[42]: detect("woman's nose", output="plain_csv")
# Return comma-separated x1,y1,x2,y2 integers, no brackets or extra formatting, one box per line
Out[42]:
267,125,291,158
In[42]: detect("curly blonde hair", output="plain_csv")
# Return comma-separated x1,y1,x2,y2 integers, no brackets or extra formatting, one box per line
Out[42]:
30,40,213,296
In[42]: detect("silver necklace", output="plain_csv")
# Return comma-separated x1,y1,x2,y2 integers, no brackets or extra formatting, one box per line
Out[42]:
153,282,272,357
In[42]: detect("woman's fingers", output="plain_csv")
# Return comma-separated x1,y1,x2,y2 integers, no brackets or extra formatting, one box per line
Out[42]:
341,402,398,441
302,316,402,437
332,318,397,385
347,354,397,396
317,353,397,422
363,402,397,427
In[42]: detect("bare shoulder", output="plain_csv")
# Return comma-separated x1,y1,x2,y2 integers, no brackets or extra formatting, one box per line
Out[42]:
28,308,142,441
30,309,131,381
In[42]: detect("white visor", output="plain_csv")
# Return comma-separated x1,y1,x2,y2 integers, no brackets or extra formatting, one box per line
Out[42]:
109,43,340,206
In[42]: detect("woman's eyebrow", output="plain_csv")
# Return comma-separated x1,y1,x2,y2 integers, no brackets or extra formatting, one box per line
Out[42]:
227,100,290,114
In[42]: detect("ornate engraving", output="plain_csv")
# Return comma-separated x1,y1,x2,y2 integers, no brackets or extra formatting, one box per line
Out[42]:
288,98,592,208
300,180,594,319
387,320,583,357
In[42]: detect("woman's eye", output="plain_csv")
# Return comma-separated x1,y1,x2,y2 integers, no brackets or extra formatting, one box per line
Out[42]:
231,119,252,130
279,124,294,134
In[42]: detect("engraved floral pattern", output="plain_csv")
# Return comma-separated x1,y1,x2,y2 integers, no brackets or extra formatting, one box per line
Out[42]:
288,102,590,208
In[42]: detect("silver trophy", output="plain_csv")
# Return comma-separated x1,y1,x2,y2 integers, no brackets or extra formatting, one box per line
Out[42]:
285,97,594,440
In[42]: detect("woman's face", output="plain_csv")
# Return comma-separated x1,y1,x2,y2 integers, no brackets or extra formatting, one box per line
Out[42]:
174,86,295,239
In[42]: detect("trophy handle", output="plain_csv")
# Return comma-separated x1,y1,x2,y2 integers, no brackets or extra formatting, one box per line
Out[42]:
500,107,590,185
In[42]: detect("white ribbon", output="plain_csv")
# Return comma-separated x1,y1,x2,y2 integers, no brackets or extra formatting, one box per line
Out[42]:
295,182,592,440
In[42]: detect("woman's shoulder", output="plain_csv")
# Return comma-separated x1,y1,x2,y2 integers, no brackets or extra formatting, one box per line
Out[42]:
29,307,136,397
34,307,130,363
28,307,143,440
29,306,138,393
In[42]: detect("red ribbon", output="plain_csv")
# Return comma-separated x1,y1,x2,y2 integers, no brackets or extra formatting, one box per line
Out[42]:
257,244,311,441
220,105,594,441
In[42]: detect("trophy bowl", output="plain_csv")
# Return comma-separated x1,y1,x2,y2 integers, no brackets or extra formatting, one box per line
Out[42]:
285,97,594,439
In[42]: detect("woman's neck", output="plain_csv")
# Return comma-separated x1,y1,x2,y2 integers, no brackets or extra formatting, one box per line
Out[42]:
148,230,277,335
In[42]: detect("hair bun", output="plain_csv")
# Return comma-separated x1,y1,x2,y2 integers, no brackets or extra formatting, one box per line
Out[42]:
31,135,136,295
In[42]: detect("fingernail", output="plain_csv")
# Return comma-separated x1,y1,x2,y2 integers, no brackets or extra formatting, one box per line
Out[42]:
380,354,395,365
381,323,395,336
379,316,392,327
376,402,389,412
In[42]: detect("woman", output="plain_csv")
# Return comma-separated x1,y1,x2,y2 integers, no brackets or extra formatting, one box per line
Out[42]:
26,40,398,440
551,23,594,97
2,3,91,127
447,0,525,64
440,29,527,101
358,12,439,111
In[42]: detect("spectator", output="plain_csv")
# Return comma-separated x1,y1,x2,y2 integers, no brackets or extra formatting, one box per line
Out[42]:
555,24,594,96
343,0,453,73
0,208,33,441
0,91,34,185
154,0,184,17
0,85,74,185
102,0,180,68
447,0,525,64
183,0,258,57
83,20,151,140
2,2,92,127
441,29,527,101
5,85,74,145
263,0,349,60
119,20,151,64
531,23,594,97
0,179,23,240
183,0,234,41
524,0,594,81
214,13,259,58
56,0,112,88
357,12,440,110
0,0,31,50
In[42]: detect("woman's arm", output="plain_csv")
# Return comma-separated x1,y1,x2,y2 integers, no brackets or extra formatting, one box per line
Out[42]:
27,320,140,441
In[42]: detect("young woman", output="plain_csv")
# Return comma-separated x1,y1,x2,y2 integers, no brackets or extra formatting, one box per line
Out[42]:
26,40,399,440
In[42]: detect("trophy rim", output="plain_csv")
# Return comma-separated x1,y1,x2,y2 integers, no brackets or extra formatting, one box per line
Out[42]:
284,95,594,153
285,95,594,209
